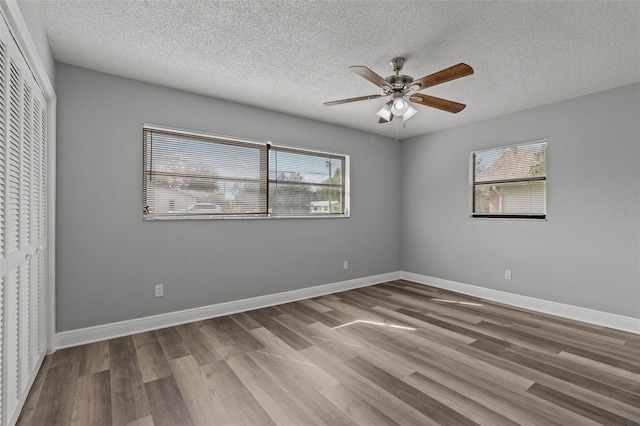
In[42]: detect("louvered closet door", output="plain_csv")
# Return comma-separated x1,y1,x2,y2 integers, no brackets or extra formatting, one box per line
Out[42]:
0,14,49,426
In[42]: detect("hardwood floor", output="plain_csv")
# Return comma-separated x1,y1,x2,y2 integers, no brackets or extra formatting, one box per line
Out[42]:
17,280,640,425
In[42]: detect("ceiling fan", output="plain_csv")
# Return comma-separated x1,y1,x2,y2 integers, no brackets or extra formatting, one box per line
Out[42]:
323,57,473,123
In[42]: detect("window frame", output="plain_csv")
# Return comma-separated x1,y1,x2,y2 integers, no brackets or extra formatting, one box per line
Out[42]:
469,139,547,220
142,123,350,220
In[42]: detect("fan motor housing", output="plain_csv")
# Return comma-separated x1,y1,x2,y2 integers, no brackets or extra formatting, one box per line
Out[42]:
385,74,414,90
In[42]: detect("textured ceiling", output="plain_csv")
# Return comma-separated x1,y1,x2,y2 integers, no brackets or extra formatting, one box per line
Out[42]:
38,0,640,139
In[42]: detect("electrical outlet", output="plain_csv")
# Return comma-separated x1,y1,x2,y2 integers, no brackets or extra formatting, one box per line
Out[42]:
155,284,164,297
343,261,348,270
505,270,512,280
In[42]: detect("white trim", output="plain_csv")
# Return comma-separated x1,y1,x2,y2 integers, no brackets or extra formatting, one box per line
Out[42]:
55,269,639,350
55,272,401,349
46,90,56,353
401,272,640,335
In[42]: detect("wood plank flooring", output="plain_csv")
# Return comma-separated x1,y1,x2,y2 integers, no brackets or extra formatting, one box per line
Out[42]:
17,280,640,425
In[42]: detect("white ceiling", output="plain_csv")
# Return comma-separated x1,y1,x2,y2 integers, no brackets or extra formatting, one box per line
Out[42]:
38,0,640,139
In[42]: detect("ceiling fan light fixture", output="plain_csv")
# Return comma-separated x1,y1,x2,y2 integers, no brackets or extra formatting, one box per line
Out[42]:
403,105,417,121
376,103,392,121
391,97,409,115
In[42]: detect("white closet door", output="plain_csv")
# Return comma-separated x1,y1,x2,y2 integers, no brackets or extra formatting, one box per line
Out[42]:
0,13,49,426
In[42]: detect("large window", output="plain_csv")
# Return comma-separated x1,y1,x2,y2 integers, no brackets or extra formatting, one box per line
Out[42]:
471,139,547,219
143,124,349,219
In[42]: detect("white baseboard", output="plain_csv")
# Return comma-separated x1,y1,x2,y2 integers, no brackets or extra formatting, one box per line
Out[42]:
401,272,640,335
56,269,639,349
55,271,401,349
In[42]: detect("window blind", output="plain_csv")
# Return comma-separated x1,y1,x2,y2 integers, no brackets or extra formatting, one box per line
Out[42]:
143,125,348,219
143,127,268,217
471,140,547,219
269,146,345,216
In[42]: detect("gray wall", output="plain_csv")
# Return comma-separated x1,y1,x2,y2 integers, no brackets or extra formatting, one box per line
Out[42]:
401,83,640,318
56,62,638,331
16,0,55,83
56,63,401,331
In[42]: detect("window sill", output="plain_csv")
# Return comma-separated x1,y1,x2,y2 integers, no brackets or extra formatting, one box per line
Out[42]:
143,213,350,221
469,215,547,221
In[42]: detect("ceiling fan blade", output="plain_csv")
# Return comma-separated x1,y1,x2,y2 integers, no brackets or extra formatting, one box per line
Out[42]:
408,63,474,91
323,94,382,106
410,94,466,113
378,113,395,123
349,66,393,90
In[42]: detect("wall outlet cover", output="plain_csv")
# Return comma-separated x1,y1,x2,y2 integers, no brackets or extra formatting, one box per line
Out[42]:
155,284,164,297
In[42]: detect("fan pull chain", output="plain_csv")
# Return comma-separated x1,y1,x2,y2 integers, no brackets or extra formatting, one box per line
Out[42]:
395,119,398,142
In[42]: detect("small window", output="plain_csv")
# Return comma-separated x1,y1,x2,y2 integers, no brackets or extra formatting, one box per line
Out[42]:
471,139,547,219
143,124,349,219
